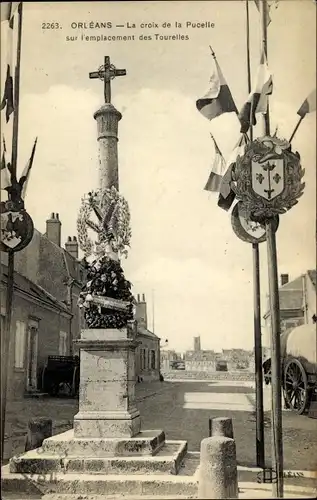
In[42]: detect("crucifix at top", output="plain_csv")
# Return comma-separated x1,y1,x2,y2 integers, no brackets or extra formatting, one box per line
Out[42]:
89,56,126,104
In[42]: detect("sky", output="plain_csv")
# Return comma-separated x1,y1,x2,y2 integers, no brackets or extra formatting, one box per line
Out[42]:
1,1,316,353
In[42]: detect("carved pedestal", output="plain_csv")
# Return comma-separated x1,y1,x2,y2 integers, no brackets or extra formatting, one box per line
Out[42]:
73,327,141,438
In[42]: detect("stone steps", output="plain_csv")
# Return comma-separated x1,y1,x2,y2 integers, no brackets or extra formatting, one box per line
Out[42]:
41,430,166,458
8,441,189,477
1,459,199,498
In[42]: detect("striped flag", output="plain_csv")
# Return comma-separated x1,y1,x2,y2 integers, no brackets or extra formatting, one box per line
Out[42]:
218,134,248,211
196,49,237,121
297,89,316,118
20,138,38,199
238,52,273,133
1,2,20,123
1,136,12,190
204,134,226,192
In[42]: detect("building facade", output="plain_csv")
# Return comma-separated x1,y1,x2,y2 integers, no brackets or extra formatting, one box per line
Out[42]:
263,271,316,344
1,213,84,399
160,350,179,371
184,347,254,372
134,294,160,382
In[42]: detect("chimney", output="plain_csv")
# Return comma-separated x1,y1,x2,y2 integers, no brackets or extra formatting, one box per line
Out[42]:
281,274,289,286
65,236,79,259
134,292,147,328
46,212,61,246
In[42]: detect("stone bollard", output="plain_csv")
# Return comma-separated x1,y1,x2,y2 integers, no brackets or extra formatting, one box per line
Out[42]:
209,416,234,439
25,418,52,452
198,436,238,499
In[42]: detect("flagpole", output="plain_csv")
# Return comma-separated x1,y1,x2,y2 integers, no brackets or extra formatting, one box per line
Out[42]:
1,1,23,464
246,0,265,470
289,115,304,143
259,0,284,497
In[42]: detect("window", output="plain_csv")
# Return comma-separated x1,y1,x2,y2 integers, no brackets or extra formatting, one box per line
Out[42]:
15,321,26,368
150,350,156,370
144,348,148,370
59,331,68,356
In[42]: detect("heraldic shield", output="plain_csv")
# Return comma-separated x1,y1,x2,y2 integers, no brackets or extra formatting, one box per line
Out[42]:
0,207,34,253
233,136,305,220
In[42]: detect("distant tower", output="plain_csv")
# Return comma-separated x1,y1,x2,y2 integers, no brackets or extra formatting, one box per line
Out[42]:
194,336,201,352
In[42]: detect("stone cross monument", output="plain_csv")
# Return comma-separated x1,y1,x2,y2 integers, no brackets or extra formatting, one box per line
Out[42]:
5,56,190,486
74,56,142,437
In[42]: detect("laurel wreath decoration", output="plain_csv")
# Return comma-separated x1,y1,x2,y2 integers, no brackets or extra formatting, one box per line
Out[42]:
233,136,305,220
77,186,131,260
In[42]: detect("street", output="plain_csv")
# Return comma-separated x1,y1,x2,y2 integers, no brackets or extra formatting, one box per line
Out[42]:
4,378,317,491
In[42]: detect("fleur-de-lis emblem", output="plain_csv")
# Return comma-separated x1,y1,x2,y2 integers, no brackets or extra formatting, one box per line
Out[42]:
273,173,281,184
261,162,276,172
256,173,264,184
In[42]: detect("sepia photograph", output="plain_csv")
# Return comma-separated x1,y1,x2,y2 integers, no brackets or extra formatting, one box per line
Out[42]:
0,1,316,499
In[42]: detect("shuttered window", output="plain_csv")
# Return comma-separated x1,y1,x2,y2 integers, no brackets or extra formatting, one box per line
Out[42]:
15,321,26,368
59,331,68,356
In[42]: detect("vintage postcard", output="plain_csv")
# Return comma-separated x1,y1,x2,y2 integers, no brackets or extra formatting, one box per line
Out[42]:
0,1,316,499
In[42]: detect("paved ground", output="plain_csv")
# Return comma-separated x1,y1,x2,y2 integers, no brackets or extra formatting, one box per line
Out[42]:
3,379,317,492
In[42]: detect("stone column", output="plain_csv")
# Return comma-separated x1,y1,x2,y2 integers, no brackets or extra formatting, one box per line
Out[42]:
73,324,141,438
94,104,122,191
198,436,238,499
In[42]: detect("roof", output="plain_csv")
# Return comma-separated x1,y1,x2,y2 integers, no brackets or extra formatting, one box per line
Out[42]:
308,269,316,289
1,264,71,314
2,228,84,306
264,269,317,318
279,289,303,310
137,325,160,340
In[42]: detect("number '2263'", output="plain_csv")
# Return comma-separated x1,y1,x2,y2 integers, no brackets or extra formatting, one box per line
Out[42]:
42,22,60,29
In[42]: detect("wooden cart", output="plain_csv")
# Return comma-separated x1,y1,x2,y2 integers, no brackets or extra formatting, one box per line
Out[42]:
263,323,317,415
41,355,80,397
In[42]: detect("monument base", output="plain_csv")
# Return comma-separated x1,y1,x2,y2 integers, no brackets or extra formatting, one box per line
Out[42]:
6,429,189,476
73,409,141,438
39,428,165,457
2,452,200,498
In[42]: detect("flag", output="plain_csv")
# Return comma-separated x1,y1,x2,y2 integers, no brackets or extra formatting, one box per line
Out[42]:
297,89,316,118
253,0,279,26
1,136,11,190
19,138,38,199
218,134,248,211
238,52,273,133
1,65,14,122
1,2,20,22
204,134,226,192
196,50,237,121
0,3,20,123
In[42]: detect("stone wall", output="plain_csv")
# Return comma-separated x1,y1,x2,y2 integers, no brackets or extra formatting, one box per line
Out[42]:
162,370,255,382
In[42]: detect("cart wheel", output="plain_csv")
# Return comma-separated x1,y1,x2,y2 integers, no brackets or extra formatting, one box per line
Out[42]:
284,358,309,415
71,366,79,397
